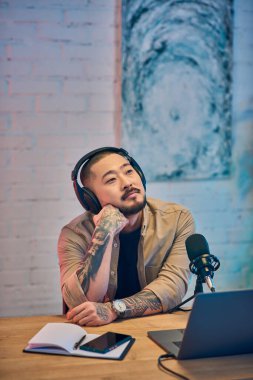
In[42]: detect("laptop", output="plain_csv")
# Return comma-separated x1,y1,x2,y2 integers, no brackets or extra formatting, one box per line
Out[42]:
148,289,253,360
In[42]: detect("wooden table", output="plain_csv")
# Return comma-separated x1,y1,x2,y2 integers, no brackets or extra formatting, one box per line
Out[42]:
1,313,253,380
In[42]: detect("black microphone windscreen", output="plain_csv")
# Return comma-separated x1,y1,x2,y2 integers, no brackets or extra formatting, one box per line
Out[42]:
185,233,210,261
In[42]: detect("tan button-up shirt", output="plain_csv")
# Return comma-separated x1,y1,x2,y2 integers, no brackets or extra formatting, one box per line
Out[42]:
58,198,195,311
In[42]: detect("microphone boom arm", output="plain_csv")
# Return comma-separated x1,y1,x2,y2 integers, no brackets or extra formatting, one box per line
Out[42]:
168,274,204,313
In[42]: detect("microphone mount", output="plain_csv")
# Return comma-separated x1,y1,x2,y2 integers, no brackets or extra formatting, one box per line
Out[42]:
168,237,221,313
189,254,220,277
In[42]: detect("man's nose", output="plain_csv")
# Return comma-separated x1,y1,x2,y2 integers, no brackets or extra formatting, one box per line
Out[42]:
120,175,132,190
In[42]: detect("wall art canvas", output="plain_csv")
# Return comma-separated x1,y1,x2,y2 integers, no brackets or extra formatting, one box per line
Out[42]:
122,0,233,181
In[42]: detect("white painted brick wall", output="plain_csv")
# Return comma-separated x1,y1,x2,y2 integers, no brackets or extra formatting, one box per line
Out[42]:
0,0,252,317
0,0,118,317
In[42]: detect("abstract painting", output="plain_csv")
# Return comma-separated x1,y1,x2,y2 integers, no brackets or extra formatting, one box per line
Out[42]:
122,0,233,180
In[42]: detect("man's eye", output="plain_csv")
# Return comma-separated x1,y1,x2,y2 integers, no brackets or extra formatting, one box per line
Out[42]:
126,169,134,175
106,178,116,184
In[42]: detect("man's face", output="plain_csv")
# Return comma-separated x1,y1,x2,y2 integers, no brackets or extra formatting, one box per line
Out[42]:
88,153,146,216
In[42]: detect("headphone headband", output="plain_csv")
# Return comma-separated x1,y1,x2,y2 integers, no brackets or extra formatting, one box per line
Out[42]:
72,146,146,213
71,147,130,181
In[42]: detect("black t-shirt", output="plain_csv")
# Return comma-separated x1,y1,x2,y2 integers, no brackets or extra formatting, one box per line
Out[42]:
114,227,141,299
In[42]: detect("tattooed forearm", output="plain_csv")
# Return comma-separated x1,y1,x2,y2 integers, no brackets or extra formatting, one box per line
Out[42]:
76,206,127,297
88,225,110,256
121,290,162,318
77,229,110,293
76,258,92,294
89,234,110,279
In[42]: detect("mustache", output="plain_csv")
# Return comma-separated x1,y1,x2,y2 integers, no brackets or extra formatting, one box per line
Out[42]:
121,187,140,200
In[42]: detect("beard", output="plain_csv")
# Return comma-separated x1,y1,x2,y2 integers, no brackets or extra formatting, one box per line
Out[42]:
119,195,147,216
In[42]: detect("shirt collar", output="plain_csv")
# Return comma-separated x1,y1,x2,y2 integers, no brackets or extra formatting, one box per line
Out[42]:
141,202,150,236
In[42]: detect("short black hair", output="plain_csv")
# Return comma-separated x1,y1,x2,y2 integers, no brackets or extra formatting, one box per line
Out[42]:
80,150,128,187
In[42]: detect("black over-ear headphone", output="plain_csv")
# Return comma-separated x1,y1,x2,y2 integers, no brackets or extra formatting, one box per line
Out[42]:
71,147,146,214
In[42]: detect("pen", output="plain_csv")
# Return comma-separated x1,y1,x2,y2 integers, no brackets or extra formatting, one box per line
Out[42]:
73,334,86,350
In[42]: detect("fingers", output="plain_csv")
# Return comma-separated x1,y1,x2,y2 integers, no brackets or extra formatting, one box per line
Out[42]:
76,315,100,327
73,312,96,326
92,205,114,228
70,310,103,327
93,205,116,222
66,302,103,326
67,303,93,322
66,303,85,320
98,205,124,220
92,205,129,235
66,302,114,327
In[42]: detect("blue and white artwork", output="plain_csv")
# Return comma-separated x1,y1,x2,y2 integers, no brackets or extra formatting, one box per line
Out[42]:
122,0,233,181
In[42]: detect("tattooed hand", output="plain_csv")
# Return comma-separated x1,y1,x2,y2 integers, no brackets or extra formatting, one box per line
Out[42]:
66,301,117,327
87,205,128,257
93,204,129,236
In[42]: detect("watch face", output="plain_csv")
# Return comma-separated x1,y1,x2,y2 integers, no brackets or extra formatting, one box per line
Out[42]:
114,300,126,313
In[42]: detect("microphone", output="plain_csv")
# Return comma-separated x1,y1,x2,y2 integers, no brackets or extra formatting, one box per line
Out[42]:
185,233,220,293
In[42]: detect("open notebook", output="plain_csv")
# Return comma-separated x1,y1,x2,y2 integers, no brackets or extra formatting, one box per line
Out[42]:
148,289,253,360
23,323,135,360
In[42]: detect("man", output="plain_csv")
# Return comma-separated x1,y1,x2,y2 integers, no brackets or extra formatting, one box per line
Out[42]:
58,147,195,326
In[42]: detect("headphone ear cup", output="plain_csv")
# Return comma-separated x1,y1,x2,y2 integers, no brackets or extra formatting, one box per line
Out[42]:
82,187,102,214
135,167,146,190
73,180,102,214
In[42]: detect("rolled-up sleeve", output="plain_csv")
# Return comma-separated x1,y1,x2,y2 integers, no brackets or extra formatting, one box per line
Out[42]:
145,209,195,311
57,227,89,309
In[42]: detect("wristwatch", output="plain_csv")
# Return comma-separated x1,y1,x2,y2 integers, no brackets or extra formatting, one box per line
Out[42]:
112,299,127,317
